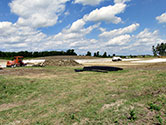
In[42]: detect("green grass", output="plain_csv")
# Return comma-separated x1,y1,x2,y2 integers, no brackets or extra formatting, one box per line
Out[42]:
0,66,166,124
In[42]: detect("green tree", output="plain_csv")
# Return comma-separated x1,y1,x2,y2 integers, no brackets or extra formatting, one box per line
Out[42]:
102,52,107,57
152,45,157,56
94,52,97,57
153,43,166,56
86,51,91,56
66,49,77,55
96,51,100,57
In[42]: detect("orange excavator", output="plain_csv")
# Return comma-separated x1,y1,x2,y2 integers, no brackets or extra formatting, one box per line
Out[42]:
6,56,26,67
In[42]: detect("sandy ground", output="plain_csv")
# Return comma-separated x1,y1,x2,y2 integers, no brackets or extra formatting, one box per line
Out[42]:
74,58,142,67
133,58,166,63
74,58,142,63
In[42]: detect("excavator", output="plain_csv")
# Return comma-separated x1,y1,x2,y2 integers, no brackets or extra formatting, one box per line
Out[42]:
6,56,26,67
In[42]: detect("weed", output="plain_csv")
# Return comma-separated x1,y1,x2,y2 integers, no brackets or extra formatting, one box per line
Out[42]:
70,113,75,120
148,103,161,111
114,118,119,123
128,109,137,121
157,73,166,77
156,115,163,124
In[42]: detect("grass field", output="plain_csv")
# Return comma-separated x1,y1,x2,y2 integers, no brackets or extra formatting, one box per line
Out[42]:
0,64,166,124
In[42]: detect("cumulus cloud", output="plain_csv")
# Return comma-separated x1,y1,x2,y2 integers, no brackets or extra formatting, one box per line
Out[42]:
50,22,100,47
0,21,47,51
83,3,126,23
1,0,164,55
69,19,86,32
97,27,164,55
105,34,131,45
41,0,130,52
119,29,165,54
156,12,166,23
74,0,104,6
0,20,165,54
134,29,159,45
70,1,128,30
9,0,69,28
100,23,140,38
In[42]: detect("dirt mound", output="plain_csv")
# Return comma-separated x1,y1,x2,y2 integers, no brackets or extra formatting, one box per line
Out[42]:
43,59,81,66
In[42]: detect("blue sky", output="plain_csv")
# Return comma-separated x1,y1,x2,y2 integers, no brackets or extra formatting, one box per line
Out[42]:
0,0,166,55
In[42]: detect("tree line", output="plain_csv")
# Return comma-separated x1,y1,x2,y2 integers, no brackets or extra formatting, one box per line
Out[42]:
85,51,146,58
0,49,77,58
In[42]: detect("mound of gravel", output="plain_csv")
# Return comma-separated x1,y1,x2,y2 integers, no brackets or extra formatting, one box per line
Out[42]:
43,59,81,66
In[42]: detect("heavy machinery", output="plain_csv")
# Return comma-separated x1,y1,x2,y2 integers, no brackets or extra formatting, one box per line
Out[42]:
6,56,26,67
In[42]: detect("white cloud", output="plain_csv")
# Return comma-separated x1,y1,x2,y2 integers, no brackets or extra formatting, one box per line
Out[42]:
0,20,165,55
83,3,126,23
56,22,99,41
135,29,159,45
9,0,69,28
156,12,166,23
39,20,100,52
1,0,129,52
105,34,131,45
95,28,165,55
100,23,139,38
1,0,164,55
0,21,47,51
74,0,104,6
69,19,86,32
119,29,165,54
64,11,70,16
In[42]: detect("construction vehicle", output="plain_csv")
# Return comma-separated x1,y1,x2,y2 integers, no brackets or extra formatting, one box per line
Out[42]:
6,56,26,67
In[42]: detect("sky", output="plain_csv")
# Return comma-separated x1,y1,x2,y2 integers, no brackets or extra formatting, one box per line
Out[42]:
0,0,166,55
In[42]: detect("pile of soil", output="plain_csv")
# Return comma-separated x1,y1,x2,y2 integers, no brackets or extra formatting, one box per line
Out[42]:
43,59,81,66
